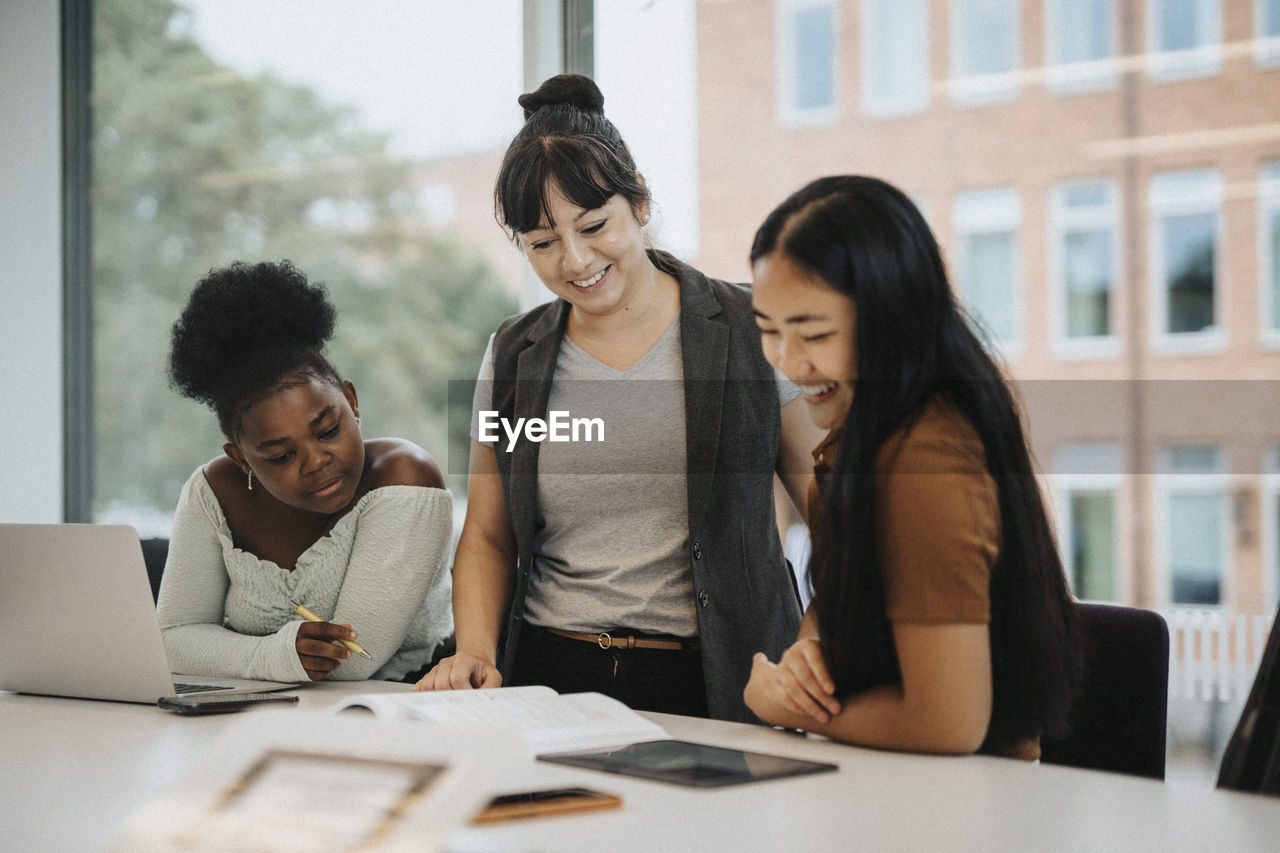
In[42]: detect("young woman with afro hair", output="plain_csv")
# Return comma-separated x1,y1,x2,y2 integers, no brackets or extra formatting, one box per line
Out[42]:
159,260,454,683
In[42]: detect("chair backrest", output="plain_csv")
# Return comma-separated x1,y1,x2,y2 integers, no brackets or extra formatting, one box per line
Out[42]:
1217,604,1280,796
1040,602,1170,780
139,537,169,602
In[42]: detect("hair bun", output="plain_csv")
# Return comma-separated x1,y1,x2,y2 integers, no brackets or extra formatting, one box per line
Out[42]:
517,74,605,120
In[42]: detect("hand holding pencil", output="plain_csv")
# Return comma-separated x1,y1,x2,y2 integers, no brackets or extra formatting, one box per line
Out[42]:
290,599,372,680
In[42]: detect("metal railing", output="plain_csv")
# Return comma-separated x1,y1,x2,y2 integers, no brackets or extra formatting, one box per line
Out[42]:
1163,608,1272,703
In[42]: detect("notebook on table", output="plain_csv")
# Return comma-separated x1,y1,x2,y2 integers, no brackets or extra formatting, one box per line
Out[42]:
0,523,300,704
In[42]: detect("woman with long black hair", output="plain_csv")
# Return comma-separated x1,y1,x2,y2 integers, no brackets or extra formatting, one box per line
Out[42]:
744,175,1079,757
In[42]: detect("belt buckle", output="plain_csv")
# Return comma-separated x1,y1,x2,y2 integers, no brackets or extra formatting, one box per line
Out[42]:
596,632,612,649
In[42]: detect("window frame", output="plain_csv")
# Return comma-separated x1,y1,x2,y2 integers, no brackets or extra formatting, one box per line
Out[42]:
1147,168,1225,356
1144,0,1223,81
1043,0,1118,94
1260,162,1280,350
948,0,1021,106
1048,178,1122,360
1051,443,1127,603
951,186,1024,359
1154,444,1231,609
776,0,842,128
1264,445,1280,616
858,0,929,118
1256,0,1280,66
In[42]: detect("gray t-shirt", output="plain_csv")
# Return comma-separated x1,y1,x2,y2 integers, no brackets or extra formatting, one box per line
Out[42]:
471,320,798,637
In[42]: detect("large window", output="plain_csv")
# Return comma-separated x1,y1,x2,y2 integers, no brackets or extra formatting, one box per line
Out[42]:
1262,162,1280,347
89,0,524,531
1050,179,1119,357
949,0,1020,104
859,0,928,117
1146,0,1222,79
1053,444,1124,602
1159,445,1228,606
1044,0,1117,92
777,0,840,126
953,187,1022,353
1148,168,1223,353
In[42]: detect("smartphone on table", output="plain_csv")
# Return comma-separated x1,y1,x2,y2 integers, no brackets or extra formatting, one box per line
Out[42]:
472,786,622,824
157,692,300,715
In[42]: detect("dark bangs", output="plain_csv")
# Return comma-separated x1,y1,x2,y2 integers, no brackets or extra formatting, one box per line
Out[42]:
494,128,648,240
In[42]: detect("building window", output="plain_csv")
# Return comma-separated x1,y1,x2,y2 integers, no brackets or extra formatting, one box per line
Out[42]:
859,0,928,117
1256,0,1280,65
953,187,1022,353
1262,445,1280,615
1045,0,1117,92
1159,445,1228,606
1146,0,1222,79
1148,169,1223,353
1262,163,1280,346
1053,444,1124,602
949,0,1020,104
1266,446,1280,614
778,0,840,126
1050,179,1119,357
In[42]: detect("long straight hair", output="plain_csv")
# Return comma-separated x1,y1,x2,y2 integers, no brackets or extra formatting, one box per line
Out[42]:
751,176,1079,744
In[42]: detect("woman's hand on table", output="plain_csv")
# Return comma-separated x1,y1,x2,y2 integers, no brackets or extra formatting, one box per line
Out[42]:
413,652,502,691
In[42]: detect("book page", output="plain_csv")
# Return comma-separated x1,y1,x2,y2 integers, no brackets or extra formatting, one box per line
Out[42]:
332,686,668,753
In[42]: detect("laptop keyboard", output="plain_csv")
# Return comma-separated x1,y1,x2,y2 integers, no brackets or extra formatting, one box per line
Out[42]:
172,682,234,694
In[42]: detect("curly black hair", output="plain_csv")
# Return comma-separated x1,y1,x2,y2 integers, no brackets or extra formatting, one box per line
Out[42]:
168,260,342,440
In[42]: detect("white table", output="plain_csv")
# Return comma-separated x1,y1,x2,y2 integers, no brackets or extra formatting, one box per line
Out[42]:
4,683,1278,852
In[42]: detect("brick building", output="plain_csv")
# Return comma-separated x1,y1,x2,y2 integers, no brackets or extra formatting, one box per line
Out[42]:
694,0,1280,619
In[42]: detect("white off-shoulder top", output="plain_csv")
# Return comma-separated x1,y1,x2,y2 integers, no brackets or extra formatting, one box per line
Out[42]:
156,468,454,683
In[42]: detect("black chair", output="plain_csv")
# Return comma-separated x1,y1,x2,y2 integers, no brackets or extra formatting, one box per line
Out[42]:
140,537,169,602
1040,602,1170,780
1217,605,1280,796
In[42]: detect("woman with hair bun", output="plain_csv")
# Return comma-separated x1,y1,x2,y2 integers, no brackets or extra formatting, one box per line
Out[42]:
159,260,454,683
414,75,821,722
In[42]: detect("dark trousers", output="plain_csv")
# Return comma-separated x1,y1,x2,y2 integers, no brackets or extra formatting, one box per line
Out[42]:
510,626,709,718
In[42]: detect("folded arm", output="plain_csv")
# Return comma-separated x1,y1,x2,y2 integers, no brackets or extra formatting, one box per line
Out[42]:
745,620,992,754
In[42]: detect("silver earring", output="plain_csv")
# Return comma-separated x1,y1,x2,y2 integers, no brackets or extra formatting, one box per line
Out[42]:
246,469,253,491
355,416,362,428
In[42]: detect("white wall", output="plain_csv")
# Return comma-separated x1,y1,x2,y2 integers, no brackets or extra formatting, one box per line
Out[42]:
0,2,64,522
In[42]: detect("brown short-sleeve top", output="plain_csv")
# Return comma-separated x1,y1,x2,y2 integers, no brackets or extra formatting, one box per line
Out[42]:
811,397,1000,625
811,402,1040,759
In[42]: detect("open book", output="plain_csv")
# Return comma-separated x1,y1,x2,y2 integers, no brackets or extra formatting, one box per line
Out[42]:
331,685,669,755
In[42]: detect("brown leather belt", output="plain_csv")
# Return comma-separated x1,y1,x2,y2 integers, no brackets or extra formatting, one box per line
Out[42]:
545,628,699,651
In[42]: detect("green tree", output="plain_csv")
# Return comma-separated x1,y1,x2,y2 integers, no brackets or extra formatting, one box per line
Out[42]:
92,0,515,526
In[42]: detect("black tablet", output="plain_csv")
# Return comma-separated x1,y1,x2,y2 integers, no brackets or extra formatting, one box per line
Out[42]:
537,739,838,788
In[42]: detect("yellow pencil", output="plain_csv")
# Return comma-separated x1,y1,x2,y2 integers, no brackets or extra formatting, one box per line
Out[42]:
290,599,373,659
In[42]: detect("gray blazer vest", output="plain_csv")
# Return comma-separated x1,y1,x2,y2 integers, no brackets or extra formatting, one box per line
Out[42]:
486,250,802,722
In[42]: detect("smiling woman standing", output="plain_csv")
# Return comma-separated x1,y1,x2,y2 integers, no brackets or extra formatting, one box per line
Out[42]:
157,260,454,683
413,75,820,722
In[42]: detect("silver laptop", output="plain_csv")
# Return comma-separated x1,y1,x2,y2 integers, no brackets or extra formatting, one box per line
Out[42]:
0,523,300,704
